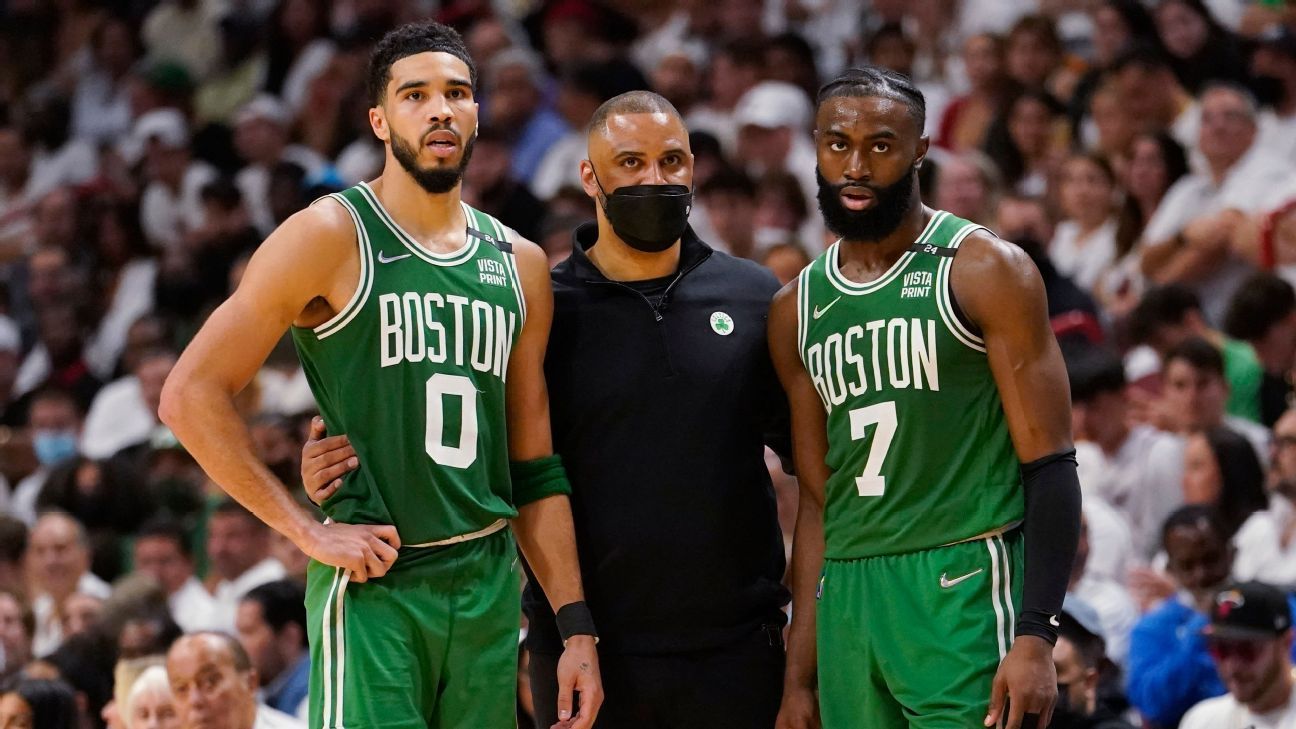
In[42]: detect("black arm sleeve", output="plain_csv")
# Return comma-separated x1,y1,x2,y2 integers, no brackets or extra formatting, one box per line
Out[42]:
1016,449,1082,644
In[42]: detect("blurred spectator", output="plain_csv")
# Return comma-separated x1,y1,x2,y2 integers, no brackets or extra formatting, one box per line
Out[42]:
70,17,139,147
10,389,86,524
1072,0,1161,134
696,167,757,260
26,511,109,657
134,109,217,251
1153,0,1249,94
936,33,1011,152
732,81,816,230
264,0,334,118
460,127,544,243
15,302,102,414
18,99,100,214
37,456,153,580
0,315,22,426
1069,345,1184,561
753,171,811,250
0,678,78,729
266,163,308,228
1223,273,1296,427
59,592,102,641
531,61,648,202
1140,84,1288,325
1052,596,1137,729
156,179,259,325
235,581,307,719
933,151,1001,228
0,517,28,593
1127,505,1235,727
1109,47,1196,148
646,47,704,119
1085,84,1137,173
132,519,217,634
0,588,34,681
1183,426,1267,539
124,664,181,729
685,39,764,155
1097,132,1189,317
231,95,324,236
1130,286,1265,425
759,243,810,288
193,16,268,126
47,630,120,729
165,632,304,729
1232,407,1296,587
1251,25,1296,159
1050,153,1119,292
1157,337,1271,460
1068,513,1139,669
83,203,158,381
982,89,1067,197
140,0,221,82
1180,581,1296,728
766,31,820,102
996,194,1102,332
483,48,568,187
205,501,284,634
116,608,183,661
81,348,175,461
1004,15,1066,94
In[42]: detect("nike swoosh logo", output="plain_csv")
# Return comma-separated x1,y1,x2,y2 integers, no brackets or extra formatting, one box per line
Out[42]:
939,569,983,589
813,296,842,319
1050,614,1061,627
378,251,412,264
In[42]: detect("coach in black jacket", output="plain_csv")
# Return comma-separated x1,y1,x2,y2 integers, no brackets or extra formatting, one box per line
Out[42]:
523,91,791,728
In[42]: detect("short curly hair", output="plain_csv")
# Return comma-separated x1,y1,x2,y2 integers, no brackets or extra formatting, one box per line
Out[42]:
367,22,477,107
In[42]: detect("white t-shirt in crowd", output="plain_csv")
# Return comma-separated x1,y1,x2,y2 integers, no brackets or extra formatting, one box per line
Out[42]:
1180,684,1296,729
1075,429,1185,562
1049,218,1118,292
1141,145,1288,324
1232,495,1296,589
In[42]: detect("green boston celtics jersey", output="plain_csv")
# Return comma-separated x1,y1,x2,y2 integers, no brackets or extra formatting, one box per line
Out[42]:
796,210,1023,560
291,182,525,545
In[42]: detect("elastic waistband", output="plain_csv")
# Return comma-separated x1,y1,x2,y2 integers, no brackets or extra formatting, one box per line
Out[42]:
406,518,509,548
939,520,1022,548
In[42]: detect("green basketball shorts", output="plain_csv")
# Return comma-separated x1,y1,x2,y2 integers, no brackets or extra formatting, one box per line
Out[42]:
306,527,521,729
817,530,1023,729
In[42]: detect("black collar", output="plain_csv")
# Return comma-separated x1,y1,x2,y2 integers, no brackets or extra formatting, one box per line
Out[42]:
563,222,714,283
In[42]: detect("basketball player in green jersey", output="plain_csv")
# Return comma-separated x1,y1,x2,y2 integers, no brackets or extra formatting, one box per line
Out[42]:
159,22,602,729
770,67,1081,729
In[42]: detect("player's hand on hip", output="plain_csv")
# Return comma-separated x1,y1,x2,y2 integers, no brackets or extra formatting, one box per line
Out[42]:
554,635,602,729
985,635,1056,729
774,686,821,729
301,521,400,583
301,417,358,505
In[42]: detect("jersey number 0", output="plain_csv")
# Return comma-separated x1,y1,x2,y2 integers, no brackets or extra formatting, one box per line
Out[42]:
425,373,479,468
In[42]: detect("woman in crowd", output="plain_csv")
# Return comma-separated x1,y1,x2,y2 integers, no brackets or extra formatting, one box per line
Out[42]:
1182,426,1268,538
1051,153,1121,292
0,679,78,729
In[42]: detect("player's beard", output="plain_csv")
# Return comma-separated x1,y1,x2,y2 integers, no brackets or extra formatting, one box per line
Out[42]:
816,165,916,243
390,124,476,195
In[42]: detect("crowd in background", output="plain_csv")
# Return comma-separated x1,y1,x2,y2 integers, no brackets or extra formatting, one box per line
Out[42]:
1,0,1296,727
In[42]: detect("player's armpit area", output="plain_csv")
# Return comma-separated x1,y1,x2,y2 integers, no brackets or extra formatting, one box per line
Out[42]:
948,233,1073,462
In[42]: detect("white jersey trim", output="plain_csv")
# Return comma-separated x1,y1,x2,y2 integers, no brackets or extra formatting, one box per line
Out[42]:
314,194,375,340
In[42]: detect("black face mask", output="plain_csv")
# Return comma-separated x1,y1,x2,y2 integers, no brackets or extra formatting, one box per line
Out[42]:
595,174,693,253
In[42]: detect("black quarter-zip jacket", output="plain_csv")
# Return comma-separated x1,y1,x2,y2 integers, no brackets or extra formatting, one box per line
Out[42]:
523,223,792,655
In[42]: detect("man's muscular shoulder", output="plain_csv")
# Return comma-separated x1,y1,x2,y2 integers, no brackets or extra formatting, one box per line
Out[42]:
949,230,1047,331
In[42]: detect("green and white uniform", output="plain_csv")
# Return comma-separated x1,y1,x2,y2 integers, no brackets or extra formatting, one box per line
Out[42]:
292,182,526,729
796,210,1025,728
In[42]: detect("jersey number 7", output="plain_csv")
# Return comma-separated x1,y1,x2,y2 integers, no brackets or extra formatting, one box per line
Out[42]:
848,401,897,497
